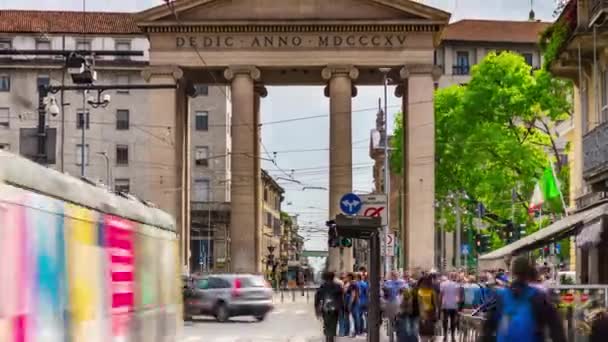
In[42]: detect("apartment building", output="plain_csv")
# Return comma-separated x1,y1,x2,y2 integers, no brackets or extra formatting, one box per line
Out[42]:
0,10,232,274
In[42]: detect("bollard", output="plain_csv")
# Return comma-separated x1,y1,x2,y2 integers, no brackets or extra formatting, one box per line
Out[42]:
292,288,296,302
281,288,284,303
306,288,310,303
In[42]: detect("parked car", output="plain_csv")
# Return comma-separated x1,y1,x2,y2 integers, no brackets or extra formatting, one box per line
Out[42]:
183,274,273,322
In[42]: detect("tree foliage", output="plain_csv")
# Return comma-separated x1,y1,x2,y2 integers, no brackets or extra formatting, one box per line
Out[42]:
391,52,572,238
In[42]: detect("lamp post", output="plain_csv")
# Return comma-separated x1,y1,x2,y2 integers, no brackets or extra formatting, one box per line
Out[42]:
96,152,111,189
82,90,110,177
379,67,391,275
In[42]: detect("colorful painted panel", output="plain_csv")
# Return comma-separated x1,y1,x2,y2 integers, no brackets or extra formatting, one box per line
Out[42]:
104,215,135,341
66,204,108,342
27,194,67,342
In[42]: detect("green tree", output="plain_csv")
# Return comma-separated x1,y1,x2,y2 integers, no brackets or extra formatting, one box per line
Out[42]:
391,51,571,242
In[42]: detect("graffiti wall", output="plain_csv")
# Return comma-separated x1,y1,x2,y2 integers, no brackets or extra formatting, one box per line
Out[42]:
0,184,179,342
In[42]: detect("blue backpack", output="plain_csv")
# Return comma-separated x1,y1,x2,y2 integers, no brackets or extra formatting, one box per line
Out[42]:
496,286,541,342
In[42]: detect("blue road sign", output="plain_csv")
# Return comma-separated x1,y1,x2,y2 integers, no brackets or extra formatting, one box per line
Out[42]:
340,192,362,215
461,244,470,256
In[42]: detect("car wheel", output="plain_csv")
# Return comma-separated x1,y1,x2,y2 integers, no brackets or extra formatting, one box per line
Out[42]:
254,314,266,322
215,303,230,322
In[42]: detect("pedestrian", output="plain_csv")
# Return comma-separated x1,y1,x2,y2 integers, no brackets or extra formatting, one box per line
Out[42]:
383,270,406,339
396,274,419,342
338,273,351,337
440,272,461,342
315,271,344,342
344,273,362,337
417,275,439,342
356,272,369,334
481,256,566,342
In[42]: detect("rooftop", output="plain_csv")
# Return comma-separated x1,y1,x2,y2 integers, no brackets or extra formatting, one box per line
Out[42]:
0,10,141,34
442,19,551,44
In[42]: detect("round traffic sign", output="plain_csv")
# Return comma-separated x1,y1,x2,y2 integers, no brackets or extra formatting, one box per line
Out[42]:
340,193,362,215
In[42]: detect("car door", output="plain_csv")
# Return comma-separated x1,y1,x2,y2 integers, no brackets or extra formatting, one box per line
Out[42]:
188,277,214,314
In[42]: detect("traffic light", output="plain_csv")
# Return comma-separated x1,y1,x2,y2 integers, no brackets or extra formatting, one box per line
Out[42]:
326,220,339,248
479,234,491,253
341,237,353,248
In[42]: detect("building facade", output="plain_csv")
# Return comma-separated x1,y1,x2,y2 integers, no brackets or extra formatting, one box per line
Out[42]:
550,0,608,284
261,169,284,273
0,10,232,274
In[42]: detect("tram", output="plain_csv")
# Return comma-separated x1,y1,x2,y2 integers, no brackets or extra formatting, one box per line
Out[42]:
0,150,181,342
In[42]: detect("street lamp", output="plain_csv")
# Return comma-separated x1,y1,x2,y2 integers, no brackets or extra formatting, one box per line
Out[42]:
87,91,111,108
96,152,111,190
379,67,392,275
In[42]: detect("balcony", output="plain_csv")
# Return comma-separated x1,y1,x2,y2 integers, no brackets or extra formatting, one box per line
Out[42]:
589,0,608,27
583,121,608,184
452,65,470,75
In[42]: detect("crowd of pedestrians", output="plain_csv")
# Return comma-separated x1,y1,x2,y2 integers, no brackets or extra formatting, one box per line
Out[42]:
315,257,571,342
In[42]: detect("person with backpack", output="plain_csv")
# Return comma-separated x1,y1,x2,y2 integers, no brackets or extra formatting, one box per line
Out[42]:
481,257,566,342
396,275,420,342
440,272,461,342
315,271,344,342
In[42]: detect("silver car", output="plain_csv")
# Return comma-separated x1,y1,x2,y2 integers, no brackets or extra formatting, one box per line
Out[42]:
183,274,274,322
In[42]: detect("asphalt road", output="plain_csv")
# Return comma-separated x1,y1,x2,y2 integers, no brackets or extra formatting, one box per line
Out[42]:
179,298,324,342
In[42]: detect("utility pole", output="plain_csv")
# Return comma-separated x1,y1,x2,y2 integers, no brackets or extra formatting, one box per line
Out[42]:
380,67,391,275
455,192,462,269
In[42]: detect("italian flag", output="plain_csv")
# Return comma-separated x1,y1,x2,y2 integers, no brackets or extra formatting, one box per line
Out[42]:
529,166,562,215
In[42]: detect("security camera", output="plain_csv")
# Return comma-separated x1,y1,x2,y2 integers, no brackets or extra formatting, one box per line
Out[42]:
44,96,60,117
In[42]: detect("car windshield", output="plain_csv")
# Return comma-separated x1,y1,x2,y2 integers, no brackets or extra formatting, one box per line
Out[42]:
239,276,266,288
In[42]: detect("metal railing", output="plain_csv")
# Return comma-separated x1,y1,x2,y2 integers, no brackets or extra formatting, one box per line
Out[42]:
273,286,318,304
458,285,608,342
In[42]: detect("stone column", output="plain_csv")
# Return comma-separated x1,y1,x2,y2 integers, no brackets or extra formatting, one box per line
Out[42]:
224,65,261,273
396,65,441,270
254,84,268,273
322,65,358,273
142,65,190,272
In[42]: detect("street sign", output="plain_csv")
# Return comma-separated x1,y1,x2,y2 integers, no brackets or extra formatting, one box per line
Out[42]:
340,192,362,215
360,194,388,226
381,233,395,257
461,244,470,256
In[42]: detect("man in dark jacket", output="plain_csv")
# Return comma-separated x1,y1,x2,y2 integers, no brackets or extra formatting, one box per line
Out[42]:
481,257,566,342
315,271,344,342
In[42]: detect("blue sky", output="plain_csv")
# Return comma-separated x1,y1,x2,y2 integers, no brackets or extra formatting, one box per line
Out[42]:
0,0,558,250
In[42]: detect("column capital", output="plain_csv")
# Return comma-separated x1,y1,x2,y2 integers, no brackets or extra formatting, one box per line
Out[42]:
254,84,268,98
142,65,183,82
321,65,359,81
224,65,261,81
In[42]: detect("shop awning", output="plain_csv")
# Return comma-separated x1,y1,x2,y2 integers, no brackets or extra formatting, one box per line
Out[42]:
478,202,608,270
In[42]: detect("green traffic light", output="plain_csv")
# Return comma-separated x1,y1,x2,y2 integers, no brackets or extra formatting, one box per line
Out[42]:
341,237,352,248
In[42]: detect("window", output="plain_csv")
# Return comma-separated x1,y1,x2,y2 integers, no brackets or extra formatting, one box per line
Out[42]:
0,39,12,50
522,53,534,67
75,40,91,51
0,143,9,151
35,40,51,51
0,75,10,92
194,84,209,96
195,146,209,166
76,144,89,165
116,144,129,165
116,75,130,94
195,111,208,131
114,178,130,193
264,188,268,202
273,218,281,236
115,41,131,60
454,51,470,75
36,75,50,89
116,109,130,130
0,108,8,127
76,111,90,129
193,179,210,202
266,212,272,227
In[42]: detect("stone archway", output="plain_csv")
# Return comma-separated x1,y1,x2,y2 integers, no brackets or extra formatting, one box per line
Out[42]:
135,0,449,273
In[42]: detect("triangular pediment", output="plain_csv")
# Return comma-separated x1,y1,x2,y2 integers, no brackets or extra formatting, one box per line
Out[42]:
136,0,450,24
